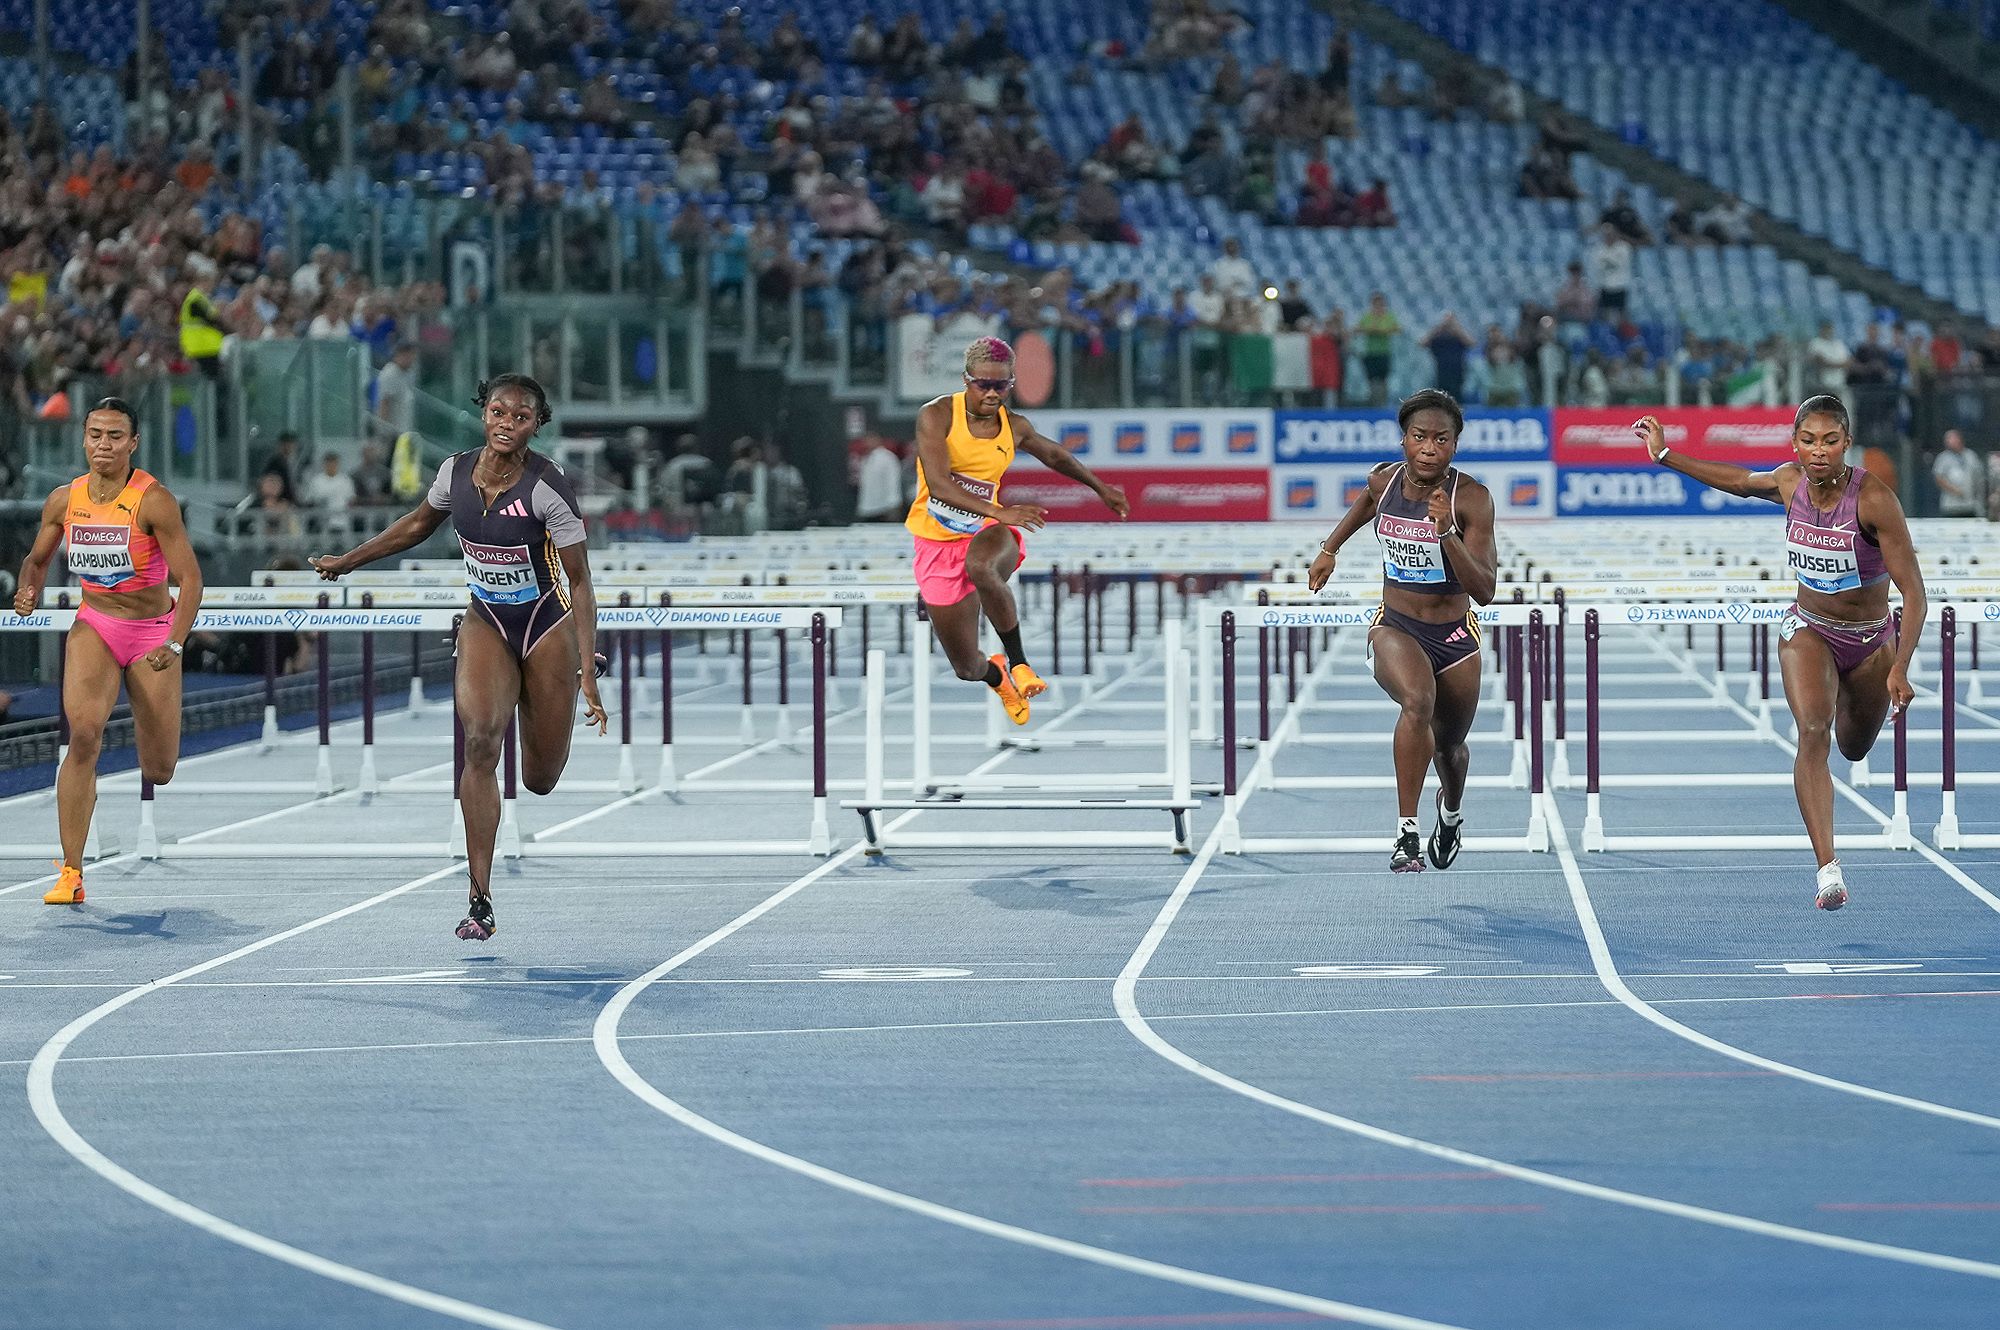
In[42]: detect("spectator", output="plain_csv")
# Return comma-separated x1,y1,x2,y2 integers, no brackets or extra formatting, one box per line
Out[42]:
921,165,967,232
846,15,883,65
1597,189,1654,246
1695,194,1754,246
660,433,719,512
374,342,417,441
304,451,357,511
1356,291,1400,406
1486,74,1525,123
1552,261,1597,330
1805,321,1850,396
1353,177,1394,227
1663,200,1699,246
1572,350,1612,406
1988,450,2000,522
1074,164,1131,244
1587,224,1634,316
178,270,230,381
254,472,300,539
1934,429,1985,518
1610,345,1661,405
1277,279,1313,328
351,442,394,506
1485,342,1529,406
1423,312,1474,399
261,433,303,505
854,436,903,521
1207,237,1257,299
1188,273,1226,327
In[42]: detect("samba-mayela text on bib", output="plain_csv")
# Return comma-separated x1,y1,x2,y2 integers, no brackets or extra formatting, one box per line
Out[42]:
68,524,136,588
463,539,539,603
927,472,996,537
1787,521,1861,593
1378,513,1447,584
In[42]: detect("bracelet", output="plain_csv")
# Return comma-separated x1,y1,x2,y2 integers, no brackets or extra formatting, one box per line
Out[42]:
1318,542,1338,557
1657,446,1672,463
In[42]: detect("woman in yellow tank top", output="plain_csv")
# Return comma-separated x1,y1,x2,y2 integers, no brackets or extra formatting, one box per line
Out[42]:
908,337,1128,724
11,398,204,904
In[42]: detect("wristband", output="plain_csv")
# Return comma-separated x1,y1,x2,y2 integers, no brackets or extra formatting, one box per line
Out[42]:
167,641,183,657
1657,446,1672,463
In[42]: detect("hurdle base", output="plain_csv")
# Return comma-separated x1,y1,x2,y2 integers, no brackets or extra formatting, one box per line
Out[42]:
617,745,639,795
1228,834,1544,856
1934,792,1962,850
359,747,381,796
500,798,522,859
314,746,335,796
657,745,679,792
1552,739,1571,789
1582,793,1605,852
260,705,280,748
808,796,832,855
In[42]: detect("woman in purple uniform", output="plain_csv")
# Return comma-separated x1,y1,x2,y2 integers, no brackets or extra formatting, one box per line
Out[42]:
1308,390,1499,873
313,374,607,940
1636,396,1926,910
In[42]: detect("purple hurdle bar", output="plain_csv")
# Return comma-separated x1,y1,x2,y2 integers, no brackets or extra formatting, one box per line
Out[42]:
1942,607,1958,800
1585,609,1600,799
1221,611,1238,799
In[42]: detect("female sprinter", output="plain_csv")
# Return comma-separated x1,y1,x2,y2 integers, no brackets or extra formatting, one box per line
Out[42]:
1637,397,1925,909
312,374,606,939
1307,389,1498,873
11,397,203,903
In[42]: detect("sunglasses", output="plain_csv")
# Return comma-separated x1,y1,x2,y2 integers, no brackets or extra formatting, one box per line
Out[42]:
965,376,1015,392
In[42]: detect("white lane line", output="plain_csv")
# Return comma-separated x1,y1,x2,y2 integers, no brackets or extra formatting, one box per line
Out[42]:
589,667,1469,1330
11,985,2000,1072
1113,830,2000,1279
1545,792,2000,1131
27,864,565,1330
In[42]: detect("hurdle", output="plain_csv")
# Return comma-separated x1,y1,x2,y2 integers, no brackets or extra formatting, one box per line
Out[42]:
844,635,1198,854
1578,604,1913,852
1932,605,2000,850
1208,602,1550,856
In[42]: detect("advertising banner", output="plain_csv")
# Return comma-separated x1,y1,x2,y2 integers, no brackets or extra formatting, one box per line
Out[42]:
1551,407,1797,467
1006,409,1272,469
1273,408,1552,465
894,312,1003,402
1271,462,1556,522
1553,466,1777,517
1001,467,1270,523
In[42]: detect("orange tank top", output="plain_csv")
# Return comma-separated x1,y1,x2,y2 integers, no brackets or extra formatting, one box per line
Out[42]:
65,468,166,593
905,393,1015,542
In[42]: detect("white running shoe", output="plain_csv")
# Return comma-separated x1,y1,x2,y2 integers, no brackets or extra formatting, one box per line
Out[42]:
1815,861,1848,911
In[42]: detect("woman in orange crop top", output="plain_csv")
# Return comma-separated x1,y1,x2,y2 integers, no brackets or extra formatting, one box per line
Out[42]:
11,397,203,904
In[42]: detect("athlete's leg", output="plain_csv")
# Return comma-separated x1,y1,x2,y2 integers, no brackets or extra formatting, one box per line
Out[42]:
516,617,582,795
122,651,184,787
1429,653,1482,812
1778,628,1840,867
455,611,523,902
57,623,124,871
925,591,992,682
966,523,1023,636
1370,626,1437,820
1832,646,1895,763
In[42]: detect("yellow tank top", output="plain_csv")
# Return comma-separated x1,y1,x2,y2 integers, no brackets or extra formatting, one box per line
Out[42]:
905,393,1015,542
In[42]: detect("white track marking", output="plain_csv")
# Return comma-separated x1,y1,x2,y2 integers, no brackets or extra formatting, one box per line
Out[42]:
1114,832,2000,1280
27,865,566,1330
1545,792,2000,1130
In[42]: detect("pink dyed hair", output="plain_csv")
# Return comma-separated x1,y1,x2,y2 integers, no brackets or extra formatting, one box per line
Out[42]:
963,336,1016,374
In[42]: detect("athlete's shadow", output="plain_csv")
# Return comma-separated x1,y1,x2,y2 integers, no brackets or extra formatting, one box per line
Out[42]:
968,867,1155,917
56,908,264,944
1413,903,1586,962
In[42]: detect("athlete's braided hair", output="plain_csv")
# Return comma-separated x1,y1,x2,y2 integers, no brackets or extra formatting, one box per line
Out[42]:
1397,388,1464,438
474,373,554,428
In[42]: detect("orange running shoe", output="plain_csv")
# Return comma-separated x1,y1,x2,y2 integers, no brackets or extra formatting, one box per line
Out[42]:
1010,662,1047,700
44,864,84,905
989,653,1030,725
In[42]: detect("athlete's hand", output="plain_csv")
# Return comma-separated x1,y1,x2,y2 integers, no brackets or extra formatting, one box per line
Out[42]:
997,504,1048,531
1427,487,1455,536
579,678,609,735
1887,662,1914,716
1633,415,1669,463
1307,548,1336,592
11,584,37,616
1097,485,1130,520
141,645,180,673
308,554,347,581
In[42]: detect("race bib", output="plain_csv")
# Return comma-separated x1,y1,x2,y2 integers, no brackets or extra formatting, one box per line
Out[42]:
1786,522,1861,594
462,539,538,604
926,472,995,537
1378,513,1447,585
68,523,135,588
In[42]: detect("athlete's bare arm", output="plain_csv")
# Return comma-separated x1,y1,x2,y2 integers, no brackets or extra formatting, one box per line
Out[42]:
10,487,66,615
1635,415,1790,502
138,484,203,668
310,496,450,578
1011,413,1130,519
557,539,608,734
1440,479,1498,605
914,398,1046,529
1305,466,1386,592
1858,474,1925,713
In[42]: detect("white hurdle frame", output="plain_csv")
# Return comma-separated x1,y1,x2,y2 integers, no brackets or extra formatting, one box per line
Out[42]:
1933,604,2000,849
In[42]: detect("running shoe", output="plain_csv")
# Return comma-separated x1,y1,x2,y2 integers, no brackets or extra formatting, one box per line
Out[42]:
1427,790,1462,871
1391,830,1426,874
1815,864,1848,911
43,863,84,905
455,895,497,941
1010,662,1048,700
989,653,1030,725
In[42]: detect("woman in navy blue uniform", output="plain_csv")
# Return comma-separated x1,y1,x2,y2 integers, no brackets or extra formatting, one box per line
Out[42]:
1306,390,1498,872
313,374,606,939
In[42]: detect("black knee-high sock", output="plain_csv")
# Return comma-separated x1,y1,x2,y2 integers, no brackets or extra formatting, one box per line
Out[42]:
981,660,1004,687
997,624,1028,668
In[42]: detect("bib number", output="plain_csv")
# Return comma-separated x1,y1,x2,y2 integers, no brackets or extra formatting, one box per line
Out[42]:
68,523,135,588
927,472,996,537
462,540,538,604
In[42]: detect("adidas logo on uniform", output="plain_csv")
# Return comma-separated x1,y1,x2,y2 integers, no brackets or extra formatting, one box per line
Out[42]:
497,499,529,518
1445,625,1468,643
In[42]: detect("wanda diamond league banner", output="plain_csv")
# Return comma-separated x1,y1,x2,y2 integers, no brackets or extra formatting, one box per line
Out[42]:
1002,410,1273,522
1552,407,1797,517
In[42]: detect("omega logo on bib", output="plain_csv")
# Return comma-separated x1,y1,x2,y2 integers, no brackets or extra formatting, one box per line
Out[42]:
1378,513,1447,585
927,472,996,536
68,523,135,586
462,539,538,603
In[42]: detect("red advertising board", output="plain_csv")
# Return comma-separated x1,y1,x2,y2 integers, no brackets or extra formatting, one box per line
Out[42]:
1001,467,1270,523
1552,407,1798,467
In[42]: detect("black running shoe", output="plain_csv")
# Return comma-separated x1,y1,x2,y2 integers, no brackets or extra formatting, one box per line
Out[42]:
456,894,497,941
1391,829,1425,873
1428,790,1462,870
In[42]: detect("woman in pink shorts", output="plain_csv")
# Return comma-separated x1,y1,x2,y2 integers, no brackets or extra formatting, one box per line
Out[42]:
11,398,204,904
